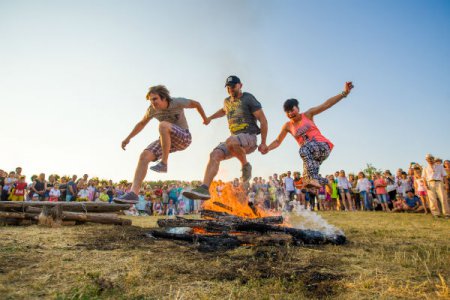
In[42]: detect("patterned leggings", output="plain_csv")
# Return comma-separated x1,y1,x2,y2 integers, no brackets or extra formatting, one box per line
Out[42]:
299,141,331,185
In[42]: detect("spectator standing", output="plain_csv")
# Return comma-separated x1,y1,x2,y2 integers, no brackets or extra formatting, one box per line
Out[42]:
422,154,449,217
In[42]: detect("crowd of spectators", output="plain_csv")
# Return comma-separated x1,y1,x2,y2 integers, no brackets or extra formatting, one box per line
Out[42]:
1,154,449,218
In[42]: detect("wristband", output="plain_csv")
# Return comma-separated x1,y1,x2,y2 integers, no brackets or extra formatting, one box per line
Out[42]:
341,91,348,97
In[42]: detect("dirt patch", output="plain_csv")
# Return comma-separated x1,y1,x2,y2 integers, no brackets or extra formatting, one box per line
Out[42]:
74,225,154,250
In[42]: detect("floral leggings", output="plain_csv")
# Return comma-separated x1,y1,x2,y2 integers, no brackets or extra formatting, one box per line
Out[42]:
299,141,331,185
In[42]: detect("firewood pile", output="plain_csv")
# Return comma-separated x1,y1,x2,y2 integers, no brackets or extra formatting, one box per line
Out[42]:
0,201,132,227
148,210,346,252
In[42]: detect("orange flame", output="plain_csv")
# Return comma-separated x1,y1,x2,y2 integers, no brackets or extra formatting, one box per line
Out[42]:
202,181,276,219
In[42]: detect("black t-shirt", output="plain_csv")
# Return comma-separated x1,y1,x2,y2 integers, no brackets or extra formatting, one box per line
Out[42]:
0,177,5,187
223,92,262,135
34,180,45,192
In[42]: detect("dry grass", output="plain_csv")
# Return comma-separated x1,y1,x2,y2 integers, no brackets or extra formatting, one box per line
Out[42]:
0,212,449,299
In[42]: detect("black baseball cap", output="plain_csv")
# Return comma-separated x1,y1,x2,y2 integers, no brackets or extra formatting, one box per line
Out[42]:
225,75,241,87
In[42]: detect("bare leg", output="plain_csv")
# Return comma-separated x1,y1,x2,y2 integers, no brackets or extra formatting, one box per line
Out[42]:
159,121,172,165
340,192,348,210
226,137,248,166
346,192,354,211
131,150,156,194
203,150,226,187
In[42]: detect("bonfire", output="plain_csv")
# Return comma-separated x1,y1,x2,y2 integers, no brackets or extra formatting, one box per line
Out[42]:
148,182,346,251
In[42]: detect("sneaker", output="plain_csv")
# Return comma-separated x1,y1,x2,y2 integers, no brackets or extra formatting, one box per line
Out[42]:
150,162,167,173
182,186,211,200
241,162,252,182
113,192,139,204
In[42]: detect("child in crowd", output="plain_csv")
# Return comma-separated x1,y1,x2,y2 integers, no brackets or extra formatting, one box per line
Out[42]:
48,183,61,202
153,199,164,215
10,176,27,201
97,188,110,202
403,190,425,213
356,172,372,211
328,175,338,210
177,197,186,215
77,184,89,202
317,185,326,211
166,199,176,216
413,168,428,214
337,170,353,211
374,172,389,211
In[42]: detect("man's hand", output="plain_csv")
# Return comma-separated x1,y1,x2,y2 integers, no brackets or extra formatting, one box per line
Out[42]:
121,138,130,150
203,117,211,125
258,143,268,155
344,81,354,95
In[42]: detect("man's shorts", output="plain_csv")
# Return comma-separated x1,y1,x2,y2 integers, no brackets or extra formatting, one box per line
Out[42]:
214,133,258,159
145,124,192,161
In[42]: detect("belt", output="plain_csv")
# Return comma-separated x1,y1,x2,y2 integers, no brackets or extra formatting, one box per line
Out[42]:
429,180,442,182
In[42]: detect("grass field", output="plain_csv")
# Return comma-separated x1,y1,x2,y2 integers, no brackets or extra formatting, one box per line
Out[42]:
0,212,449,299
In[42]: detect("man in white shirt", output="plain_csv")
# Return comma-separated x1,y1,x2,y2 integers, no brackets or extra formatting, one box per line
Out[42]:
422,154,449,217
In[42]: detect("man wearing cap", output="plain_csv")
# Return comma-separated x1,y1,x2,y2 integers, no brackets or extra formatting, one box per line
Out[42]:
422,154,449,217
184,75,268,200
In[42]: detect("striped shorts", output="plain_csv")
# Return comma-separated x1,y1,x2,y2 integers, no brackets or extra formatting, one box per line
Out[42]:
145,124,192,161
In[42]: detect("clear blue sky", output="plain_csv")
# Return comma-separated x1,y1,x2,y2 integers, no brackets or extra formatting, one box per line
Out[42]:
1,0,449,181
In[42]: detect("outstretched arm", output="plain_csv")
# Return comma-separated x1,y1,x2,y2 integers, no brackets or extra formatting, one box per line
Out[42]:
121,113,152,150
263,123,290,154
205,108,226,124
186,100,208,124
305,82,354,119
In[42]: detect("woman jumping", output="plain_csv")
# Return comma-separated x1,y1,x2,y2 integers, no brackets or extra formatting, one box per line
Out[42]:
263,82,354,188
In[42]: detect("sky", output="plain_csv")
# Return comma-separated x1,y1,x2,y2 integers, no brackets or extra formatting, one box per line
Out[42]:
0,0,449,182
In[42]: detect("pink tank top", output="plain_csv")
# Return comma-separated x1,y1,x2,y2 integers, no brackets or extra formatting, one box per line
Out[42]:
288,113,334,150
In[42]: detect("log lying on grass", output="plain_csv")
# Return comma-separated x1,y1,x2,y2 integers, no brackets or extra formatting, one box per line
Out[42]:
0,201,131,213
62,211,132,226
0,206,132,226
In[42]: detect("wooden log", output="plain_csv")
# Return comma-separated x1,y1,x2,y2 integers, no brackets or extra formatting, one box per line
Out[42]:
200,210,284,224
24,206,120,218
61,211,132,226
157,218,234,232
0,201,131,213
0,211,38,220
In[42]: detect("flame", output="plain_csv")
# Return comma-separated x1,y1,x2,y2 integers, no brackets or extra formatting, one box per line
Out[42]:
202,181,276,219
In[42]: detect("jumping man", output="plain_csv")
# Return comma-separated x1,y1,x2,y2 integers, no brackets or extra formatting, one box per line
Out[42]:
262,82,354,188
184,75,268,200
114,85,208,204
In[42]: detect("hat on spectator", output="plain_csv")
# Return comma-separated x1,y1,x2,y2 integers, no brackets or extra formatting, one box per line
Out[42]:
425,153,434,159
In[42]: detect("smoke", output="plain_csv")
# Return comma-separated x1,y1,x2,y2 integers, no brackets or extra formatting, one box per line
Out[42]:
282,200,344,238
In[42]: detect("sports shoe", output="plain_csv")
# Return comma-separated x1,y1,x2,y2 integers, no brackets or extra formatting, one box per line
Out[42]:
113,192,139,204
241,162,252,182
182,186,211,200
150,162,167,173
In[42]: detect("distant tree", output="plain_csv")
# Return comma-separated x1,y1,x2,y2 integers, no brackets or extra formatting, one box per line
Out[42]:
363,163,382,177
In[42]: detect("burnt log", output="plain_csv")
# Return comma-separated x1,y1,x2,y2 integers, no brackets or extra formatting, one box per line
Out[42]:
157,218,233,232
200,210,283,224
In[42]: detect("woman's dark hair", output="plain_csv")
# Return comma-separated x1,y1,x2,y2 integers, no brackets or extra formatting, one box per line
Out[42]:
283,98,299,112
